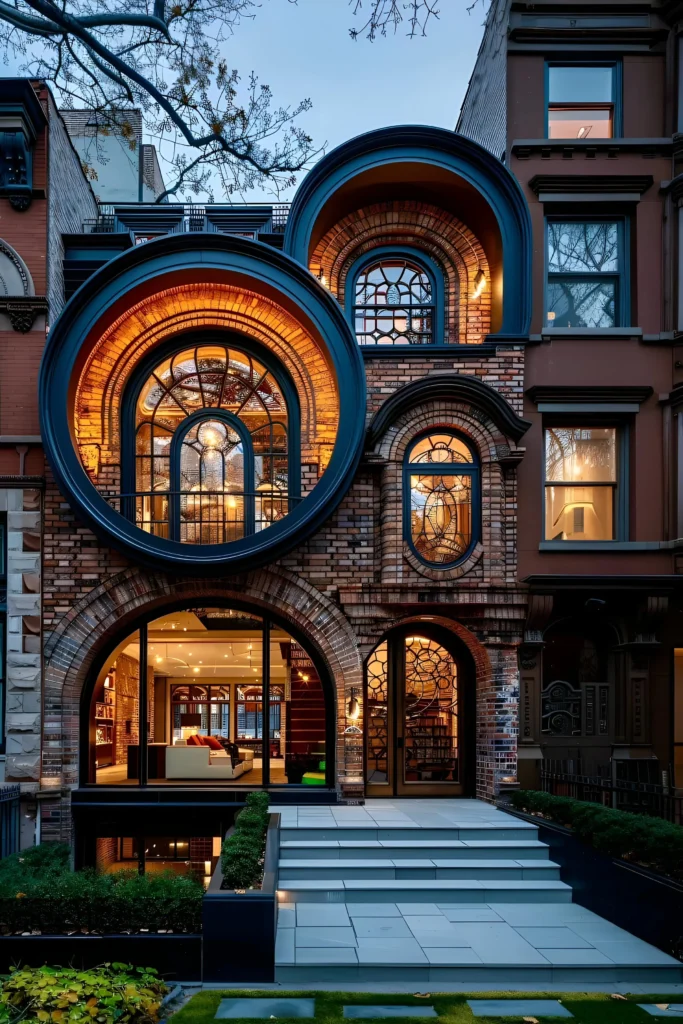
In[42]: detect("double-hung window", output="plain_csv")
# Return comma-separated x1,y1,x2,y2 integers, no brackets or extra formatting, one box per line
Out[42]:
544,426,622,541
546,219,626,329
547,63,619,139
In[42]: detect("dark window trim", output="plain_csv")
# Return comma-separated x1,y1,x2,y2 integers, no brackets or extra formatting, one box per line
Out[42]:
544,215,630,330
345,245,446,348
120,330,302,531
545,60,623,138
402,428,480,569
542,419,630,544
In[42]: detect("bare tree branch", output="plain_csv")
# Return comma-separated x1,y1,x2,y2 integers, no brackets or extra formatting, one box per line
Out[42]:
349,0,440,40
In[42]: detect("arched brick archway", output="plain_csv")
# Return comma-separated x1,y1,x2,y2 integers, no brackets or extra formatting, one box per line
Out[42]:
360,614,518,802
42,566,363,793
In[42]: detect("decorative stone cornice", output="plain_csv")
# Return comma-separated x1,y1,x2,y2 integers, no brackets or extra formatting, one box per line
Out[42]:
527,385,653,406
0,80,46,212
0,296,47,332
529,174,654,198
513,139,672,160
367,374,532,447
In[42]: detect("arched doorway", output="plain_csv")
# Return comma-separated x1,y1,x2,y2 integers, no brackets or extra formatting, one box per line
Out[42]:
364,625,474,797
82,600,336,790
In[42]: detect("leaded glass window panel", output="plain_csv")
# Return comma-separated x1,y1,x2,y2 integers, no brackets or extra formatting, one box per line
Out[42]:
405,432,478,567
354,258,434,345
133,344,291,543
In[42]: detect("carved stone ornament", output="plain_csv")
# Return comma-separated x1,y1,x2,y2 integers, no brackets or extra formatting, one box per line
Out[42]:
0,296,48,332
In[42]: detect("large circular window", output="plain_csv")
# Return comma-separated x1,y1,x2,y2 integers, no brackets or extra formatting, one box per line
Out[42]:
40,234,365,572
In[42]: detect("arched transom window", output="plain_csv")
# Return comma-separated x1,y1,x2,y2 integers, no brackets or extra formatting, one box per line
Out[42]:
404,431,478,566
354,256,434,345
131,343,296,545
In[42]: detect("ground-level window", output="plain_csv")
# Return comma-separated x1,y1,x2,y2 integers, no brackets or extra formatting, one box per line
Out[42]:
88,606,328,788
96,835,221,882
544,426,620,541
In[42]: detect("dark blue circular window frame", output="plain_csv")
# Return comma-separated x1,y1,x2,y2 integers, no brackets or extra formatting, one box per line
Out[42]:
403,428,480,570
39,233,366,574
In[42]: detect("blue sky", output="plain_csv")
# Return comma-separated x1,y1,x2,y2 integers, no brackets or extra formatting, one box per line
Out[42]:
233,0,486,195
2,0,487,201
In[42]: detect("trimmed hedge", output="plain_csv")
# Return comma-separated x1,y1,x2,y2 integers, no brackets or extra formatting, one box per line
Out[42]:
0,845,203,934
509,790,683,882
220,791,270,889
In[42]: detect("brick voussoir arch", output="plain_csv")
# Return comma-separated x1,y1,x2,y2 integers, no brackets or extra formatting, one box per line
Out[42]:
43,566,363,787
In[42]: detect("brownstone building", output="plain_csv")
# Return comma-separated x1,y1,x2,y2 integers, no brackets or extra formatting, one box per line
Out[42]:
0,0,681,868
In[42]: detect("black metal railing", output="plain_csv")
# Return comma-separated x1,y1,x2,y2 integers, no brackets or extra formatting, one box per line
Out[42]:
83,202,291,237
540,757,683,824
102,489,296,545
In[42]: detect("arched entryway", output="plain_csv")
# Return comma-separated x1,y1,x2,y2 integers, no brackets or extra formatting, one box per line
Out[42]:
82,600,337,790
364,623,476,797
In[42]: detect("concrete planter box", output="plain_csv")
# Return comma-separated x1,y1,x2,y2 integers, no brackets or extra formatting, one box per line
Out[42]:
202,812,280,983
0,934,202,980
504,805,683,960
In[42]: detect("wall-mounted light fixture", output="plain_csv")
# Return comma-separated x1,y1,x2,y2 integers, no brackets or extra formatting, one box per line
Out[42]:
346,686,360,721
472,268,487,300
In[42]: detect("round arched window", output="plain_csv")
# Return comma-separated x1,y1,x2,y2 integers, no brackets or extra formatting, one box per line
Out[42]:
354,256,435,345
126,341,297,545
404,431,479,566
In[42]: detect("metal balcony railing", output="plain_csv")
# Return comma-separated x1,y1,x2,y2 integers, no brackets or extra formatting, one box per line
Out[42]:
83,202,291,238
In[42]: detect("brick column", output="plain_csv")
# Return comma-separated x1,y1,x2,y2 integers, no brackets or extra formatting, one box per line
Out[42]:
476,643,519,801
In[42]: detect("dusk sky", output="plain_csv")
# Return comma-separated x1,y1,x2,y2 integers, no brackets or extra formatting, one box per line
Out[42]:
231,0,487,196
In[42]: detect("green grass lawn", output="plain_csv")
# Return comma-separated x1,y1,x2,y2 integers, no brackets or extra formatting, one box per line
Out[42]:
171,990,683,1024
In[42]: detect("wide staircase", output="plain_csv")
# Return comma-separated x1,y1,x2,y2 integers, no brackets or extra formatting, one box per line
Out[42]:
274,800,682,983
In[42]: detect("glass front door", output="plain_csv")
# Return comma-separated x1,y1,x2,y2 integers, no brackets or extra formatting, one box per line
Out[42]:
365,632,463,797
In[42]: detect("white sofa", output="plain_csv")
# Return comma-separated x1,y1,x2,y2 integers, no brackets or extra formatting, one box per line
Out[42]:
166,745,253,780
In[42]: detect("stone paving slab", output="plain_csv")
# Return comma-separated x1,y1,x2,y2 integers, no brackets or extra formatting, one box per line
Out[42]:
467,999,573,1017
638,1007,683,1017
215,999,316,1018
343,1007,437,1018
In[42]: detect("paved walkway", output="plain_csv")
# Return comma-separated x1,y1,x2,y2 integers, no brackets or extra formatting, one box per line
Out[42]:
273,800,682,982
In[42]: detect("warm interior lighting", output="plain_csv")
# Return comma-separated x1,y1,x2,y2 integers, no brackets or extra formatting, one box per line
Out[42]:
472,268,487,299
346,686,360,720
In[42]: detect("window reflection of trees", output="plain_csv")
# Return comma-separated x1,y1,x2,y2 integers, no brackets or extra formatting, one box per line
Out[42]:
547,222,620,329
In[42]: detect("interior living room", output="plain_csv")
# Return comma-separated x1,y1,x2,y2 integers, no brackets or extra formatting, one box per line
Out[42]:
88,607,328,787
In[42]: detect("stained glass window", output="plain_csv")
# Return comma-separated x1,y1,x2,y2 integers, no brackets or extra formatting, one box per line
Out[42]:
405,432,477,566
133,344,291,543
354,257,434,345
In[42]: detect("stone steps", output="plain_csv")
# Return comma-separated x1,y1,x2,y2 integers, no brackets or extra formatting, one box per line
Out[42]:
278,859,562,881
279,840,551,860
278,878,573,903
280,825,537,843
273,800,683,984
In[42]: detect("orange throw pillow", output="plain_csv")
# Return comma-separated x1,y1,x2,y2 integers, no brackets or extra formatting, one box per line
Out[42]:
204,735,223,751
186,733,201,746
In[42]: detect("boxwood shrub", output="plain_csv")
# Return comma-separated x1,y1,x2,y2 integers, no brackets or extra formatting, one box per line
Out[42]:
0,845,203,935
509,789,683,882
220,791,270,889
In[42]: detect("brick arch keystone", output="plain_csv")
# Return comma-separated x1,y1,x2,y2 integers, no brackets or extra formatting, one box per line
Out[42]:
42,566,362,789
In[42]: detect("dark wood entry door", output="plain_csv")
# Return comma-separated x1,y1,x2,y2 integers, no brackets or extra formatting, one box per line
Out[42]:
364,631,464,797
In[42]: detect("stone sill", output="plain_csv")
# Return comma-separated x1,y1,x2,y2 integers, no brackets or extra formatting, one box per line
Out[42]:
539,541,663,552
